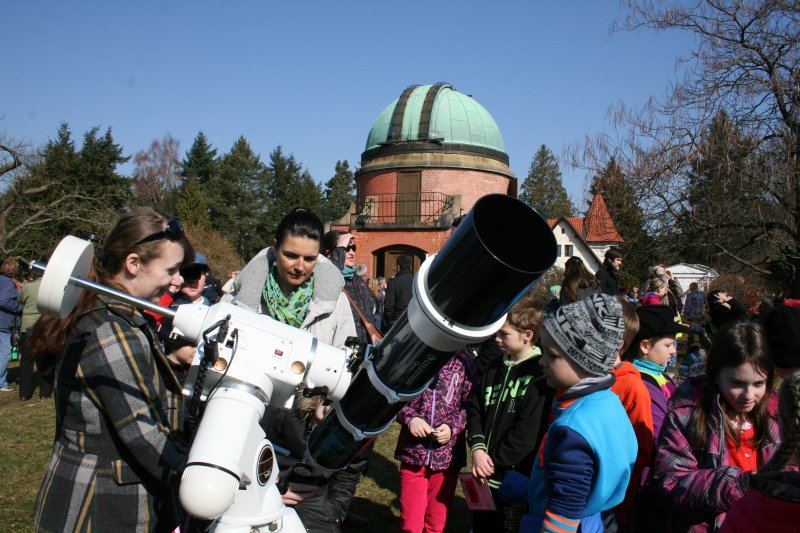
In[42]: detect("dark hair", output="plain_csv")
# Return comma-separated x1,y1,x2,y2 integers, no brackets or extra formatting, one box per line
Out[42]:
321,230,341,257
689,321,774,450
604,247,623,262
761,369,800,472
275,208,324,249
561,256,598,302
689,282,699,292
617,296,640,356
397,254,412,271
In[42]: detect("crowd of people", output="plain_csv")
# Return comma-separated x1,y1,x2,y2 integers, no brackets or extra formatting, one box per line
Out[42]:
4,212,800,532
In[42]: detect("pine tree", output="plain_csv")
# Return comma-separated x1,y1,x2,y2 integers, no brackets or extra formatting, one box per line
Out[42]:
262,146,323,239
181,131,218,185
208,136,269,258
589,159,652,280
175,176,211,229
321,160,354,223
519,145,574,219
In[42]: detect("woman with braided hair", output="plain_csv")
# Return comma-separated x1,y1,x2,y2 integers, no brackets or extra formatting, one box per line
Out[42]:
720,369,800,532
649,321,780,532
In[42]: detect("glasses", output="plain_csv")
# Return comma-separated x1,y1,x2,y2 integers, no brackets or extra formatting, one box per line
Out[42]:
180,265,206,282
135,218,183,245
346,244,357,252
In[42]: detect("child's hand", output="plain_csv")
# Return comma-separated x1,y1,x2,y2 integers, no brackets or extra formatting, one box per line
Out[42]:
408,417,433,438
471,449,495,481
432,423,452,444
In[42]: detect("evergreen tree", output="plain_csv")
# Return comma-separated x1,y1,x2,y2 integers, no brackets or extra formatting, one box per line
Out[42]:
589,158,652,280
673,111,769,271
175,176,211,229
3,124,130,259
321,160,354,223
208,136,269,258
519,145,574,219
262,146,323,239
181,131,218,185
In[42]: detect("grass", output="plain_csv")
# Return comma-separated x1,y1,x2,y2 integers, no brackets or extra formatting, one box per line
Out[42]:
0,360,472,532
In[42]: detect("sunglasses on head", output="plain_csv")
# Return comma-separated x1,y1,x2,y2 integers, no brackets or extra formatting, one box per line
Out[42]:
135,218,184,245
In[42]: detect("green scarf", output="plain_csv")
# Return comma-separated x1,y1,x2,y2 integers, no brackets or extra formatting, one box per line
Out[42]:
262,265,314,328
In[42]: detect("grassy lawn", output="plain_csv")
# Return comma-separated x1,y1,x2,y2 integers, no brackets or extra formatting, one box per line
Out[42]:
0,360,471,532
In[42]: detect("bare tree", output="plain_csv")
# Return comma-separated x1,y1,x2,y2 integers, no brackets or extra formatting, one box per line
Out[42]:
133,134,182,208
571,0,800,287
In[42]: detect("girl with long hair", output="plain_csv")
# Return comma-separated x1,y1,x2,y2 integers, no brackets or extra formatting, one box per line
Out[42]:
559,256,599,305
651,321,780,532
33,207,194,532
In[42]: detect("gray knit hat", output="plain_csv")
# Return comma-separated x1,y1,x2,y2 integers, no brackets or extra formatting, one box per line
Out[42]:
543,293,625,375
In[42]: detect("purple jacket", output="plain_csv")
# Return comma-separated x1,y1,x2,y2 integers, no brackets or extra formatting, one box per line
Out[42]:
639,371,678,445
395,351,477,471
651,377,780,532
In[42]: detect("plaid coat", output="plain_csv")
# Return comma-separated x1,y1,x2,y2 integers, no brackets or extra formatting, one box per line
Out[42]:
34,298,188,532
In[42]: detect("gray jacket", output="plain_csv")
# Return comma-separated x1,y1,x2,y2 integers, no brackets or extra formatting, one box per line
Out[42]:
225,247,356,348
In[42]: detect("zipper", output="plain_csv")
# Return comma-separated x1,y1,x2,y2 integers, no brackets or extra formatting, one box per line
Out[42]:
486,362,514,449
427,388,437,466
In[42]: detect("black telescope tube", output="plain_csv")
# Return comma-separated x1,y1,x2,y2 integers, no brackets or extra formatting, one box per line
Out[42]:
426,194,557,327
307,195,557,470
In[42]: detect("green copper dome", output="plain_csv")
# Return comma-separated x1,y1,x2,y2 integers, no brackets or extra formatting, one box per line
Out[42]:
363,84,507,165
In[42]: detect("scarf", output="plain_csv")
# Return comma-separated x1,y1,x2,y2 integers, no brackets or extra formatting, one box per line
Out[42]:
633,358,669,388
342,266,355,280
262,265,314,328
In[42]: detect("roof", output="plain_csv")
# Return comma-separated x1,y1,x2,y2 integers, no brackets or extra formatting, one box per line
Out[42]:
547,193,623,244
363,83,507,164
583,192,623,243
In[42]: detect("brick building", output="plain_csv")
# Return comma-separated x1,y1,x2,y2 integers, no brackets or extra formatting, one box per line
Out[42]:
331,83,516,278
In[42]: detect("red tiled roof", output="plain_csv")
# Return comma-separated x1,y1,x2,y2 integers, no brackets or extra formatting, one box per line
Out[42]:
584,193,623,242
547,193,623,243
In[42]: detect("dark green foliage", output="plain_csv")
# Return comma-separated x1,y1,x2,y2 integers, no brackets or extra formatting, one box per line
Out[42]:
321,160,355,223
175,176,211,229
1,123,131,260
181,131,218,185
207,136,269,258
519,145,574,219
589,159,652,281
261,146,324,242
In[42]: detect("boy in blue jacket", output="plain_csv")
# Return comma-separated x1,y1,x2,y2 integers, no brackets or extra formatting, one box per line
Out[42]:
525,293,637,533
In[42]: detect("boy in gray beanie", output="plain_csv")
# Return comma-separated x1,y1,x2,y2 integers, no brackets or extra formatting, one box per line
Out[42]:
522,294,638,533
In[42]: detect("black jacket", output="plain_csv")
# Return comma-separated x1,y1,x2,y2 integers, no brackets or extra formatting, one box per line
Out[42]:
384,270,413,321
596,261,620,296
466,351,553,487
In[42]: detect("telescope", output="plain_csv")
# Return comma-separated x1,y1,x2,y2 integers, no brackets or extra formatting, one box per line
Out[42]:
33,194,557,532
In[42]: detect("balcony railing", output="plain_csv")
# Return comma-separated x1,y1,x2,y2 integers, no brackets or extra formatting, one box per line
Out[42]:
351,192,456,229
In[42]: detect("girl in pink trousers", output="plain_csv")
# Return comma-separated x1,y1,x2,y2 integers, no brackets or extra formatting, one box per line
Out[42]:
394,350,477,533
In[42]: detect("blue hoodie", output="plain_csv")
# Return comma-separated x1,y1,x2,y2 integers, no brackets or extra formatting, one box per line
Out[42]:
525,386,637,533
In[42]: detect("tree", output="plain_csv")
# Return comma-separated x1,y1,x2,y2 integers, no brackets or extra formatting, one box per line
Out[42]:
321,160,355,223
519,145,574,219
0,124,131,259
589,158,653,280
207,136,269,258
262,146,323,240
573,1,800,291
672,111,770,270
181,131,218,185
133,134,182,211
174,176,211,229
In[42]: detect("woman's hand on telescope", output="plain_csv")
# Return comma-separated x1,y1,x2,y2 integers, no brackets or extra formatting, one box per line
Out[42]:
408,417,433,439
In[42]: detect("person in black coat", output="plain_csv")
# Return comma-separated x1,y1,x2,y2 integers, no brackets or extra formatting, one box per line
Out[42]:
596,247,623,297
383,254,414,330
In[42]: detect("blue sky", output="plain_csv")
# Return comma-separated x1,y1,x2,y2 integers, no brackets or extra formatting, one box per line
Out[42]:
3,2,693,209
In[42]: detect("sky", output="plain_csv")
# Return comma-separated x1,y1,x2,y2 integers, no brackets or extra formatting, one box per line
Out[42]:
3,1,694,209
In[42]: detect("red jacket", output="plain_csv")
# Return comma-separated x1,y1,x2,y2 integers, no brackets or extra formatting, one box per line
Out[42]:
719,471,800,532
610,361,654,523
